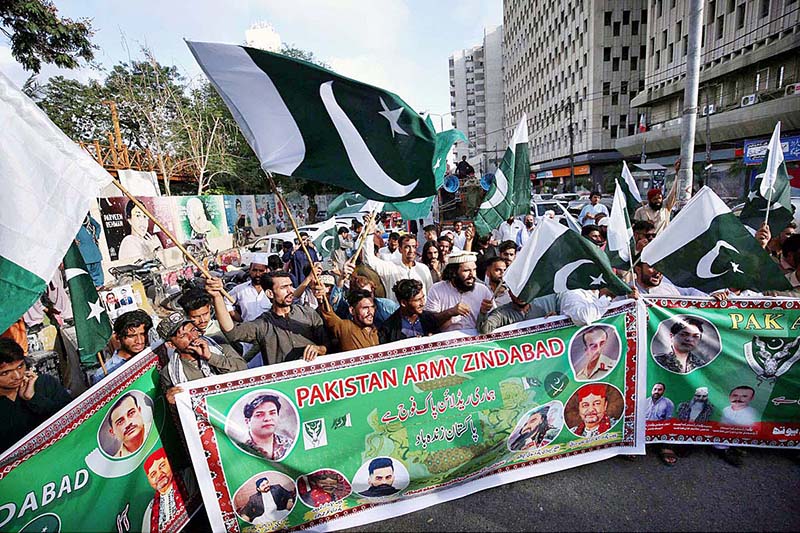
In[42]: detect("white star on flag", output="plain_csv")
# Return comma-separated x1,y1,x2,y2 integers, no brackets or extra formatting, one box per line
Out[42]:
379,97,408,138
433,158,441,170
730,261,743,273
747,189,758,202
87,298,106,323
589,273,606,286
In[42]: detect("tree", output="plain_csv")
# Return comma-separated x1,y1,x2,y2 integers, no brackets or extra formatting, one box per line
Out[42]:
0,0,95,73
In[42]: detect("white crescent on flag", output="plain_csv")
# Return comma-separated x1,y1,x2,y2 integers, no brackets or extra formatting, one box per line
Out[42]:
696,240,739,279
479,168,509,210
553,259,593,293
65,268,89,282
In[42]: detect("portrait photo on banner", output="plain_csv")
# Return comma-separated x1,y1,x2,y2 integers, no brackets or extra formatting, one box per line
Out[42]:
233,471,297,525
296,468,352,509
564,383,624,438
98,196,176,261
173,195,227,242
223,195,258,234
97,390,155,458
224,389,299,462
567,324,622,382
507,400,565,452
351,456,410,500
650,314,722,375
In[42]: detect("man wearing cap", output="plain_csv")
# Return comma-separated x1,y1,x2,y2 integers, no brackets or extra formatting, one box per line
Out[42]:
362,215,432,304
157,311,247,404
677,387,714,422
424,251,494,334
634,181,677,235
228,254,271,322
141,447,196,533
570,384,617,437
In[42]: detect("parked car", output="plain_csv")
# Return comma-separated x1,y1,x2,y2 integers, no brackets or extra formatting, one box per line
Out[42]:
553,193,581,203
530,200,567,223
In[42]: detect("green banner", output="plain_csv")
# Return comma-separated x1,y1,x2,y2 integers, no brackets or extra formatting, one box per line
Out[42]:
177,302,644,532
0,350,200,532
645,298,800,447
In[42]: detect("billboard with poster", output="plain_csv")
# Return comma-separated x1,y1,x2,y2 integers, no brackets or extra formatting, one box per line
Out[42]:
97,197,177,262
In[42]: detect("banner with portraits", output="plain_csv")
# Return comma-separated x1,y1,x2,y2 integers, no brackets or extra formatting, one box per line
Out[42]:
98,196,177,262
0,349,200,532
224,195,259,235
176,301,645,532
644,298,800,448
173,195,227,243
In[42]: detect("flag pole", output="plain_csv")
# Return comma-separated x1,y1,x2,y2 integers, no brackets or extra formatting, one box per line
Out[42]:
97,351,108,376
110,178,235,303
265,172,330,312
764,186,774,227
347,209,378,267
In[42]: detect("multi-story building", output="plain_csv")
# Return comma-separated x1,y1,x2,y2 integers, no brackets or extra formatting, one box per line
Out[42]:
449,25,505,175
504,1,648,192
619,0,800,198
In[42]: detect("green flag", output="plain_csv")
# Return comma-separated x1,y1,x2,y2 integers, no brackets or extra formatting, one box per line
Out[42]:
328,192,366,216
63,243,112,365
328,191,434,220
739,122,794,234
641,186,791,293
617,161,642,218
474,114,530,236
503,218,630,302
187,41,465,202
312,217,339,259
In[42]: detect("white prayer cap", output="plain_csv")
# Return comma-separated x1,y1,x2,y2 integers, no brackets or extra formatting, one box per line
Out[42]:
695,387,709,395
250,253,269,266
447,250,478,265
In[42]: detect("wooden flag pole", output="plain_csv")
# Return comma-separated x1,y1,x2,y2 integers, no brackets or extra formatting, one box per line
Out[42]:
347,209,378,267
265,172,330,311
110,178,235,303
97,351,108,376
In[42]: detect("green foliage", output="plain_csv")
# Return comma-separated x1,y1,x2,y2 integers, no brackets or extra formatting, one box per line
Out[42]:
0,0,95,73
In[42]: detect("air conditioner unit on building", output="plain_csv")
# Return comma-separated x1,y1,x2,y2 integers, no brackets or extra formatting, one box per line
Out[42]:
740,94,757,107
785,83,800,96
700,104,716,116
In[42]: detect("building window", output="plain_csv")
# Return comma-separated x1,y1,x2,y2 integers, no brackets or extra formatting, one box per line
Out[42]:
611,125,618,137
662,29,668,49
603,82,611,95
727,0,735,13
778,65,785,88
632,20,640,35
641,9,648,24
602,116,609,129
668,43,674,63
759,0,769,18
709,0,716,15
642,44,649,58
622,46,629,60
716,15,724,39
676,21,682,40
604,11,612,25
611,92,619,105
657,0,663,18
655,50,661,69
613,21,621,36
612,57,620,71
621,81,629,94
604,47,611,61
736,4,746,29
639,79,646,91
683,35,688,55
620,114,627,126
631,56,638,70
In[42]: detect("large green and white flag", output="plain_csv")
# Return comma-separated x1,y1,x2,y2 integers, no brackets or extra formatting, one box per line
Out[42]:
606,184,635,269
641,186,791,292
63,243,112,365
0,72,112,333
739,122,794,234
555,200,582,234
617,161,642,218
187,41,464,202
312,217,339,259
504,218,630,302
328,191,434,220
474,114,530,236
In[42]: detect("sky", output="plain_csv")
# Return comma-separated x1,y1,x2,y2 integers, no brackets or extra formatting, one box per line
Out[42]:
1,0,502,131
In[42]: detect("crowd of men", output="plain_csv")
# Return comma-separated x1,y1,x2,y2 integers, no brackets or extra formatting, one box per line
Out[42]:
2,183,799,471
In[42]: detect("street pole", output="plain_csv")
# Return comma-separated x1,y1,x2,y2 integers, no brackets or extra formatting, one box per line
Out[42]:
677,0,704,208
568,97,575,192
704,87,712,187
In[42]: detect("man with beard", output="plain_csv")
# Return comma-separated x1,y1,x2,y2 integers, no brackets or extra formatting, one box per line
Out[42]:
498,240,517,266
632,220,657,252
318,289,379,352
359,457,400,497
243,394,295,461
482,256,511,306
90,310,153,384
425,251,495,334
509,406,557,450
633,259,707,298
654,317,710,374
209,274,328,365
227,254,271,322
570,384,617,437
645,382,674,421
380,279,442,342
437,235,455,263
157,312,247,404
634,183,677,235
362,221,433,304
108,392,151,457
238,475,295,523
141,448,193,533
677,386,714,422
516,214,536,249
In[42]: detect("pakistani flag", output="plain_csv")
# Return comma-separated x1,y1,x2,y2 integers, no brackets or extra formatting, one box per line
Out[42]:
739,122,794,234
331,413,352,429
0,72,112,333
555,200,582,234
63,244,112,364
312,217,339,259
328,191,434,220
606,185,635,269
617,161,643,218
504,218,630,302
641,186,791,292
474,114,530,236
187,41,465,202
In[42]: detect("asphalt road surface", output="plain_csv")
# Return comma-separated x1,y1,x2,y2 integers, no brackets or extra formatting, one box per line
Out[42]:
187,446,799,531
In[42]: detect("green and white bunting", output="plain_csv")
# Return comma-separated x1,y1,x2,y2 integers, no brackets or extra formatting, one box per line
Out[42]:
187,41,464,202
617,161,643,218
474,114,531,236
641,186,791,293
739,122,794,234
606,184,635,270
504,218,630,302
0,72,112,333
63,243,112,365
